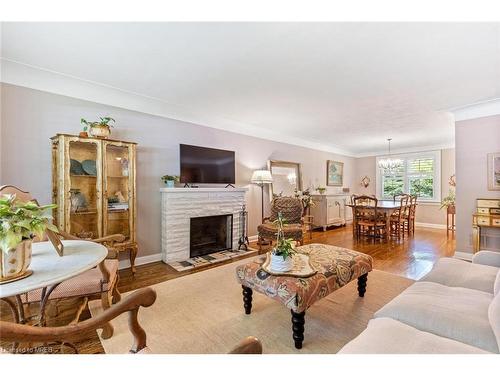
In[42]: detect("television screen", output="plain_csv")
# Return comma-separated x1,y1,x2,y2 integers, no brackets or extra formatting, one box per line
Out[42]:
180,144,235,184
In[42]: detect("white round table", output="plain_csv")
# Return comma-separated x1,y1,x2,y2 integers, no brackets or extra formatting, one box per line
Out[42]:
0,240,107,325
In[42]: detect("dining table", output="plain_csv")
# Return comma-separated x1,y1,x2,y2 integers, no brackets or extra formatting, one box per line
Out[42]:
346,200,409,239
0,240,108,326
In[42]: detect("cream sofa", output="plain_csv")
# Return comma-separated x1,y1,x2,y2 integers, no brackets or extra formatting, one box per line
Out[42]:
339,250,500,354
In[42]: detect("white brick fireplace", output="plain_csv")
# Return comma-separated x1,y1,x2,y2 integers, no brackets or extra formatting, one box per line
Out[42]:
160,187,247,262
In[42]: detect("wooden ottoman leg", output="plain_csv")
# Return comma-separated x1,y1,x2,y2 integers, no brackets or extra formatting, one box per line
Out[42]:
291,310,305,349
242,286,253,314
357,273,368,297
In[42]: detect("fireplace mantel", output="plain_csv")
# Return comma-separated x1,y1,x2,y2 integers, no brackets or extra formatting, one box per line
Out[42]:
160,187,247,262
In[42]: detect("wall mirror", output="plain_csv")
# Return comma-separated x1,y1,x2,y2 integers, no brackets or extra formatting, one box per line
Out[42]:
268,160,302,197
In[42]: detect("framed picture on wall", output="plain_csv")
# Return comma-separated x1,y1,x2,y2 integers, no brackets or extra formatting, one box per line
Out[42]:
487,152,500,191
327,160,344,186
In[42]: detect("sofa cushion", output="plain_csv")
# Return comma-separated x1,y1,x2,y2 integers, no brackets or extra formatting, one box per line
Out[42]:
374,281,498,353
421,257,498,294
339,318,489,354
490,293,500,351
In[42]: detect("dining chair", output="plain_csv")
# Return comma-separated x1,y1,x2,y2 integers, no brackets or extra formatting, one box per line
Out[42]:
0,185,124,338
390,195,410,239
405,195,418,235
353,195,386,239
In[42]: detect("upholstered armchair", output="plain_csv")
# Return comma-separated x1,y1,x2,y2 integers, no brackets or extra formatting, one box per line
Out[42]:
257,196,305,250
0,185,125,338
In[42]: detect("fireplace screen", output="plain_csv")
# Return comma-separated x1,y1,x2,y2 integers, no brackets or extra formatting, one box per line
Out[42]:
190,214,233,258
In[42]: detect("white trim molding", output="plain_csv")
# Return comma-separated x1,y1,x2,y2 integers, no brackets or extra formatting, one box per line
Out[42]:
415,222,447,229
119,253,162,270
452,98,500,122
0,58,354,157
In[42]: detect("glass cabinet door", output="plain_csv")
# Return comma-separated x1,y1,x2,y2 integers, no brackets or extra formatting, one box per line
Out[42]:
67,139,102,238
103,143,132,240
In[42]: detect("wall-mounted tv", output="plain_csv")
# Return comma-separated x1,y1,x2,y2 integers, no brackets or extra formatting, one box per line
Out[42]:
180,144,235,184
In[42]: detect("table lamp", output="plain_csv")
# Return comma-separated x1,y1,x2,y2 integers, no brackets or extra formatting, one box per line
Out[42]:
251,170,273,222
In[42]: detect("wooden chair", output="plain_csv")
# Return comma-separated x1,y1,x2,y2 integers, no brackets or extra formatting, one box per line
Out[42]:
353,195,386,239
0,185,125,337
390,195,410,239
1,287,156,354
405,195,418,236
257,196,305,250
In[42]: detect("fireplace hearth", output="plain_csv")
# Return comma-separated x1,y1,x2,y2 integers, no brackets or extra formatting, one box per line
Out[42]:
190,214,233,258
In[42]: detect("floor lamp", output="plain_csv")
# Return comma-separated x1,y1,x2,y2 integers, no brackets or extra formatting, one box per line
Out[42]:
251,170,273,223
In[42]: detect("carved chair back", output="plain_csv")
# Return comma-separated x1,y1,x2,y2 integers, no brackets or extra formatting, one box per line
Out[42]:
269,196,303,224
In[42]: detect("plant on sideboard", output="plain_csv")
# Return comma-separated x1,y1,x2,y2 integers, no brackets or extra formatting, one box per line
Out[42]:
161,175,180,188
0,195,58,282
80,117,115,138
315,186,326,195
270,212,296,272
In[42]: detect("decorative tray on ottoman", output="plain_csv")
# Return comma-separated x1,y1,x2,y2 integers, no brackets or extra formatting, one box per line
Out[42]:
261,253,317,277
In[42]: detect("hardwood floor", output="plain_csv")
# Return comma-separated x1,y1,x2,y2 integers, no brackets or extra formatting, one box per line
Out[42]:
1,224,455,354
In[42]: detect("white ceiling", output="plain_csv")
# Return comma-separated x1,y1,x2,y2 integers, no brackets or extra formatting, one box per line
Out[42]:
1,22,500,155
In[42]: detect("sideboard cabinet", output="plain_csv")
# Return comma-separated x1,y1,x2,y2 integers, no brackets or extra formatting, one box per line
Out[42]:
310,194,352,231
51,134,138,272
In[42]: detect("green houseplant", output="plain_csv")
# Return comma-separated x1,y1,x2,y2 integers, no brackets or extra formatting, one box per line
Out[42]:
81,117,115,138
161,175,180,188
440,189,456,210
315,186,326,195
0,195,58,282
270,212,296,272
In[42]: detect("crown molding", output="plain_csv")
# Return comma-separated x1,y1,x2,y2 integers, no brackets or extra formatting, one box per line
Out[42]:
451,98,500,122
355,143,455,158
0,58,355,157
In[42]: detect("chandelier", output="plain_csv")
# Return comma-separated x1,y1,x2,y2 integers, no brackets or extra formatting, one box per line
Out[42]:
378,138,403,173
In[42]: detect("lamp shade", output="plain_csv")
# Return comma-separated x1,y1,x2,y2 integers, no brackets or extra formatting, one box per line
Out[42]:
251,170,273,184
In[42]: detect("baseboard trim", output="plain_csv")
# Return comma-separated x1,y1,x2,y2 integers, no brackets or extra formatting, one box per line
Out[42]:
415,222,447,229
119,253,162,270
454,251,473,261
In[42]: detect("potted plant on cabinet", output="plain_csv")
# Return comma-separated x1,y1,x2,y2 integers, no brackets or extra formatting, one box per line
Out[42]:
0,195,58,283
161,175,180,188
270,212,296,272
315,186,326,195
80,117,115,138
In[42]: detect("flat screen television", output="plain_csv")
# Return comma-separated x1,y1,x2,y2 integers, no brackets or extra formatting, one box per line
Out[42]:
180,144,235,184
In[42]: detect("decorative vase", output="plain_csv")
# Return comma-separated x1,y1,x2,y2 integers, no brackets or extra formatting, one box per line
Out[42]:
89,125,111,139
270,253,294,272
0,239,33,283
165,180,175,188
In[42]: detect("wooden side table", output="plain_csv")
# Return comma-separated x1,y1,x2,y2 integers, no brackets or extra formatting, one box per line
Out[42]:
446,205,455,237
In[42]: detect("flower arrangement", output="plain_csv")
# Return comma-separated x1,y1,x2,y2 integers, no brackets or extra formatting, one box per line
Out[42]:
0,195,58,253
294,188,316,215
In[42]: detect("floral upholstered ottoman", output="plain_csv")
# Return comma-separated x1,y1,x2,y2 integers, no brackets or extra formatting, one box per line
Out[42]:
235,243,373,349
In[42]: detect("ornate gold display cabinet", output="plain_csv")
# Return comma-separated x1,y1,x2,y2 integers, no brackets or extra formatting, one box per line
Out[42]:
51,134,138,272
472,198,500,253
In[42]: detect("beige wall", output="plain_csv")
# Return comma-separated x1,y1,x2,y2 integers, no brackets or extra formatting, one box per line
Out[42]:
353,148,455,226
0,83,356,258
455,115,500,254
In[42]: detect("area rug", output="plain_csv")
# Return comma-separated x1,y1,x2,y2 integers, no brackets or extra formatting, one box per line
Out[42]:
89,255,413,354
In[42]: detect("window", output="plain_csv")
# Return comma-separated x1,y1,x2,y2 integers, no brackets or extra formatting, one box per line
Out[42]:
376,150,441,202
